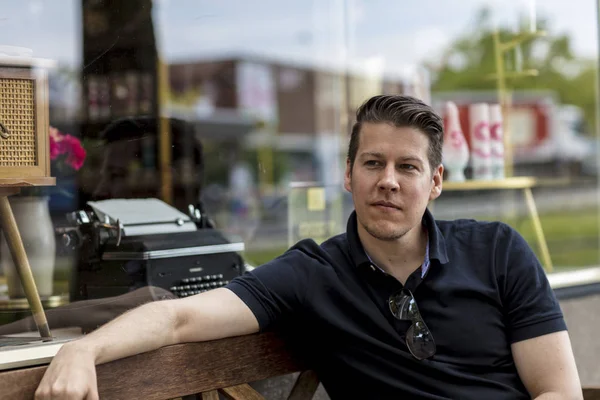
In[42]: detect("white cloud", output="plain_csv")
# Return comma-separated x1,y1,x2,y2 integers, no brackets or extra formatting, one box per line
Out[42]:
28,0,43,16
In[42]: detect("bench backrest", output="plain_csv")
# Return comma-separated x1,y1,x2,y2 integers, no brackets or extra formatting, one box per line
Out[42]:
0,332,319,400
1,332,599,400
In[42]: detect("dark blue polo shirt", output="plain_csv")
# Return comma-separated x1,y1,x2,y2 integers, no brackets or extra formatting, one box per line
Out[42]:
227,209,566,399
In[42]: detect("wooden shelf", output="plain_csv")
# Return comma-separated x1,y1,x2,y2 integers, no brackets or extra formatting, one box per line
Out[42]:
0,56,57,69
0,295,69,311
0,177,56,187
443,176,537,191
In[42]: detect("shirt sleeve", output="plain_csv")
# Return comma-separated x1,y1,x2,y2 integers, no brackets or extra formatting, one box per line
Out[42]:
496,223,567,343
225,243,316,331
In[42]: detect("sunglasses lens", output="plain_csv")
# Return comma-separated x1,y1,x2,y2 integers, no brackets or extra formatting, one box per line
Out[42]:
389,289,436,359
388,290,419,320
406,321,436,360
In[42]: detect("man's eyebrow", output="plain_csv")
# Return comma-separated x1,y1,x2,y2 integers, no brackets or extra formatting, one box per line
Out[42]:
399,156,425,164
359,152,385,159
359,152,424,164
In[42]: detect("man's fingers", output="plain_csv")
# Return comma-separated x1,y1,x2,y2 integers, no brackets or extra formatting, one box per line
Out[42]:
34,375,93,400
34,386,50,400
33,343,98,400
86,389,100,400
50,383,87,400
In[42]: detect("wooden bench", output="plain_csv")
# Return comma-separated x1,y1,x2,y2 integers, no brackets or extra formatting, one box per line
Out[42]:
0,332,319,400
0,331,599,400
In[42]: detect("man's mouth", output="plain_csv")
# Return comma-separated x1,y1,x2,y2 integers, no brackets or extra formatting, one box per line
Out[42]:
372,201,401,210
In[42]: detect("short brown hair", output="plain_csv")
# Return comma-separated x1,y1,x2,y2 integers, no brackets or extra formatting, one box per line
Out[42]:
348,95,444,173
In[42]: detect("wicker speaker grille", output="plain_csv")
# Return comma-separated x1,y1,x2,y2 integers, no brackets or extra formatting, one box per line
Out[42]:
0,78,37,166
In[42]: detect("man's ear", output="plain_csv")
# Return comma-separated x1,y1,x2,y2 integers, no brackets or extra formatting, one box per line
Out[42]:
429,164,443,201
344,158,352,193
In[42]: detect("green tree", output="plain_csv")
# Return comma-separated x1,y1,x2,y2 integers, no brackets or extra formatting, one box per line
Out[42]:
430,8,597,133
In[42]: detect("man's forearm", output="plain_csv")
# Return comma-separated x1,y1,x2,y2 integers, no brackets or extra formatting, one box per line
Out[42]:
65,299,179,365
534,391,583,400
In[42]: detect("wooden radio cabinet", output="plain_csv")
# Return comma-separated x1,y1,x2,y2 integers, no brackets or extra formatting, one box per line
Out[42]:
0,58,52,181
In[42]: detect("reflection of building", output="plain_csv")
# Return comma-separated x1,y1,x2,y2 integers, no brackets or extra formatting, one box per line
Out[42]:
48,70,80,124
168,55,430,183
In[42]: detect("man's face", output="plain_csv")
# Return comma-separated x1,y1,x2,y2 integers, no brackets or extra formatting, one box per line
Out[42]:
93,141,138,200
344,122,443,241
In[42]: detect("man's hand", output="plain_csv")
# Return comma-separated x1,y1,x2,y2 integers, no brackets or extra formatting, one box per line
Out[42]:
34,343,98,400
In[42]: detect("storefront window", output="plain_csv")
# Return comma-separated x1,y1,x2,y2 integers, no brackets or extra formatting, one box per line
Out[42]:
0,0,598,362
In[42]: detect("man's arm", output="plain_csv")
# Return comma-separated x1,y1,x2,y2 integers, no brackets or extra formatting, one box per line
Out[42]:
496,225,582,399
0,286,176,335
512,331,582,400
35,288,258,400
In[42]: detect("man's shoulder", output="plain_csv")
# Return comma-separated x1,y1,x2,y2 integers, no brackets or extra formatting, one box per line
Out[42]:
436,218,516,246
280,232,349,268
437,217,511,233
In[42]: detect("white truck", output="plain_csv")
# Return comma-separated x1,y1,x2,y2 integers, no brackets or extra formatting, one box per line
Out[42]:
432,90,593,177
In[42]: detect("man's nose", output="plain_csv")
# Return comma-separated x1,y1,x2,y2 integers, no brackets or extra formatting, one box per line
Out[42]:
378,165,399,191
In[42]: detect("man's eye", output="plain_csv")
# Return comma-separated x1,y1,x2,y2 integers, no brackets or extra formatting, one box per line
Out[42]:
399,164,416,170
364,160,380,167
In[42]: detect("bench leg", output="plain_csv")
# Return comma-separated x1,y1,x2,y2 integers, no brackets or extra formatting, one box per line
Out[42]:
219,384,265,400
288,370,320,400
200,391,219,400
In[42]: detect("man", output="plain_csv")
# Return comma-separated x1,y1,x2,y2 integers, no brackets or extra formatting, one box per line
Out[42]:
35,95,582,400
91,116,204,213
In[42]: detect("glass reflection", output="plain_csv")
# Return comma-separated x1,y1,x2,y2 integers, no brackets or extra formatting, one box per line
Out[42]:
0,0,597,353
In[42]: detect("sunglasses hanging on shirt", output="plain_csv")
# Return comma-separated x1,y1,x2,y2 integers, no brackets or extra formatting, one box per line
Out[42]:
388,288,436,360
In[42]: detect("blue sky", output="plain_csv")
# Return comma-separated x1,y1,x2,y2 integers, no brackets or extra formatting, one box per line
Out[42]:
0,0,597,74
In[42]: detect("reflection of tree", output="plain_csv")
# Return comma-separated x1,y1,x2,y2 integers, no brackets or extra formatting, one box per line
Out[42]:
429,8,597,133
244,149,290,187
200,144,290,188
48,65,81,124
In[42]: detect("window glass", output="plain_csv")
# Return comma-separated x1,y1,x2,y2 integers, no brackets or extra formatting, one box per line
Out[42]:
0,0,598,352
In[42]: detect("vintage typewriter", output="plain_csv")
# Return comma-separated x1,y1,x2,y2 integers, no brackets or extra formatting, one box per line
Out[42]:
58,198,246,301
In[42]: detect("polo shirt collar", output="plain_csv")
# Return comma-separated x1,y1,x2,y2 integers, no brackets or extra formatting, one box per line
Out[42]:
346,208,449,270
423,208,449,264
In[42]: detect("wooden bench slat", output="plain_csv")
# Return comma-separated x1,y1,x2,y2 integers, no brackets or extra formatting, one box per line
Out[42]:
287,370,320,400
584,387,600,400
1,331,597,400
219,384,266,400
0,365,46,400
0,332,307,400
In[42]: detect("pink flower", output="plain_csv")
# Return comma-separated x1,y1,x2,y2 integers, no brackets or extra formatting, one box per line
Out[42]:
49,133,61,160
49,126,60,139
49,127,70,160
64,134,86,170
48,126,87,171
